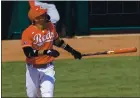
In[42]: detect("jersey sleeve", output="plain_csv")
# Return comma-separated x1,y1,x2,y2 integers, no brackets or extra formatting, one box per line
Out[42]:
50,22,59,40
21,30,32,48
53,28,59,40
47,22,59,40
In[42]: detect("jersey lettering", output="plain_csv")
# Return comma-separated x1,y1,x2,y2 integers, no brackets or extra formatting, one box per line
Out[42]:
33,31,54,46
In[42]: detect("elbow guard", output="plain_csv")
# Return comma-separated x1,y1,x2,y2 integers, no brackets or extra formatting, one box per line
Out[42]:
54,39,65,47
22,47,36,58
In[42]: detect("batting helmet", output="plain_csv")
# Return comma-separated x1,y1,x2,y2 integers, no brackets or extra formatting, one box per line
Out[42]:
28,6,47,21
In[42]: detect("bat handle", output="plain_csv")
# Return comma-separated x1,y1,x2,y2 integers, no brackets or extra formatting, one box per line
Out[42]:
82,51,108,56
81,54,89,56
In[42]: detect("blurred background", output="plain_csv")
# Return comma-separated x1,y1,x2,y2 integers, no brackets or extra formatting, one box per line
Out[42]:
1,1,140,40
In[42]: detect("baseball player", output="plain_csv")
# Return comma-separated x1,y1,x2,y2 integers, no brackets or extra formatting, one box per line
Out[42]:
29,0,60,25
21,5,82,97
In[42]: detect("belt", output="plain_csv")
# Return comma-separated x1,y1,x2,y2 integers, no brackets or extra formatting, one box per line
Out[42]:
27,62,52,68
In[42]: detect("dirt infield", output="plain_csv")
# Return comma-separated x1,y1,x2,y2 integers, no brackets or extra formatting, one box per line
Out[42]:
2,34,140,62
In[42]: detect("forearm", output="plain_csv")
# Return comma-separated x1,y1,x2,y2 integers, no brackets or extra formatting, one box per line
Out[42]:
54,38,80,54
53,38,82,59
22,47,47,58
22,47,36,58
35,49,59,57
53,38,72,52
23,46,59,58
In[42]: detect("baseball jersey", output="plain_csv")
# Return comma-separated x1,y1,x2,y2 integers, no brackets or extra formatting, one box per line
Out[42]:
21,22,58,65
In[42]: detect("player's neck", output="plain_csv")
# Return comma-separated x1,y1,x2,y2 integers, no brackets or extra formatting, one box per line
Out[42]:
35,24,46,30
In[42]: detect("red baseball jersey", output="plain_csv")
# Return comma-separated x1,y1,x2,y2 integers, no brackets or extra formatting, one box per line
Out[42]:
21,22,58,65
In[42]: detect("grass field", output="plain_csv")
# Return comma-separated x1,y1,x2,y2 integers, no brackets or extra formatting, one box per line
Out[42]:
2,56,140,97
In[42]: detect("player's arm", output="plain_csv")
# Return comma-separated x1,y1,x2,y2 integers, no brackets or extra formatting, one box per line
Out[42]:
21,30,36,58
22,46,45,58
47,22,82,59
53,37,82,59
22,46,36,58
22,46,59,58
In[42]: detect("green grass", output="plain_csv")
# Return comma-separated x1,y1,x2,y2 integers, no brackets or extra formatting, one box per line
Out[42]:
2,56,140,97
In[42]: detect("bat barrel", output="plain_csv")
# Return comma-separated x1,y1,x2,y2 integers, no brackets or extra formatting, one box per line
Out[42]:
113,47,137,54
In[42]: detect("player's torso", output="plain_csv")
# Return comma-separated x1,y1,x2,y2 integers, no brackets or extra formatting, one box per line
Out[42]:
26,25,56,65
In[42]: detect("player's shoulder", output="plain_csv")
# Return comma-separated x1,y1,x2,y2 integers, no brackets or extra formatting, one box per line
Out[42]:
47,22,56,33
47,22,55,29
22,25,35,35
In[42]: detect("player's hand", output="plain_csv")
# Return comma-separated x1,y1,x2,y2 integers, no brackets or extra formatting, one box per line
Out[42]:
71,50,82,59
46,49,60,57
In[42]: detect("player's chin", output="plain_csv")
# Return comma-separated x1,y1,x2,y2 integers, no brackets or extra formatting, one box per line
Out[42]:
40,21,47,25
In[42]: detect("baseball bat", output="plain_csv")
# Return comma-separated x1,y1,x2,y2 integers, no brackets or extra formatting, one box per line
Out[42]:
82,47,137,56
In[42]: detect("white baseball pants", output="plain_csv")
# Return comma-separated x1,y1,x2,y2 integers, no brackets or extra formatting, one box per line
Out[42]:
35,1,60,24
26,63,55,98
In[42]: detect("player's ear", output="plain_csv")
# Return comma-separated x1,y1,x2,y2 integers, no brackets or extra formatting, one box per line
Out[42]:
46,14,50,21
32,20,35,25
